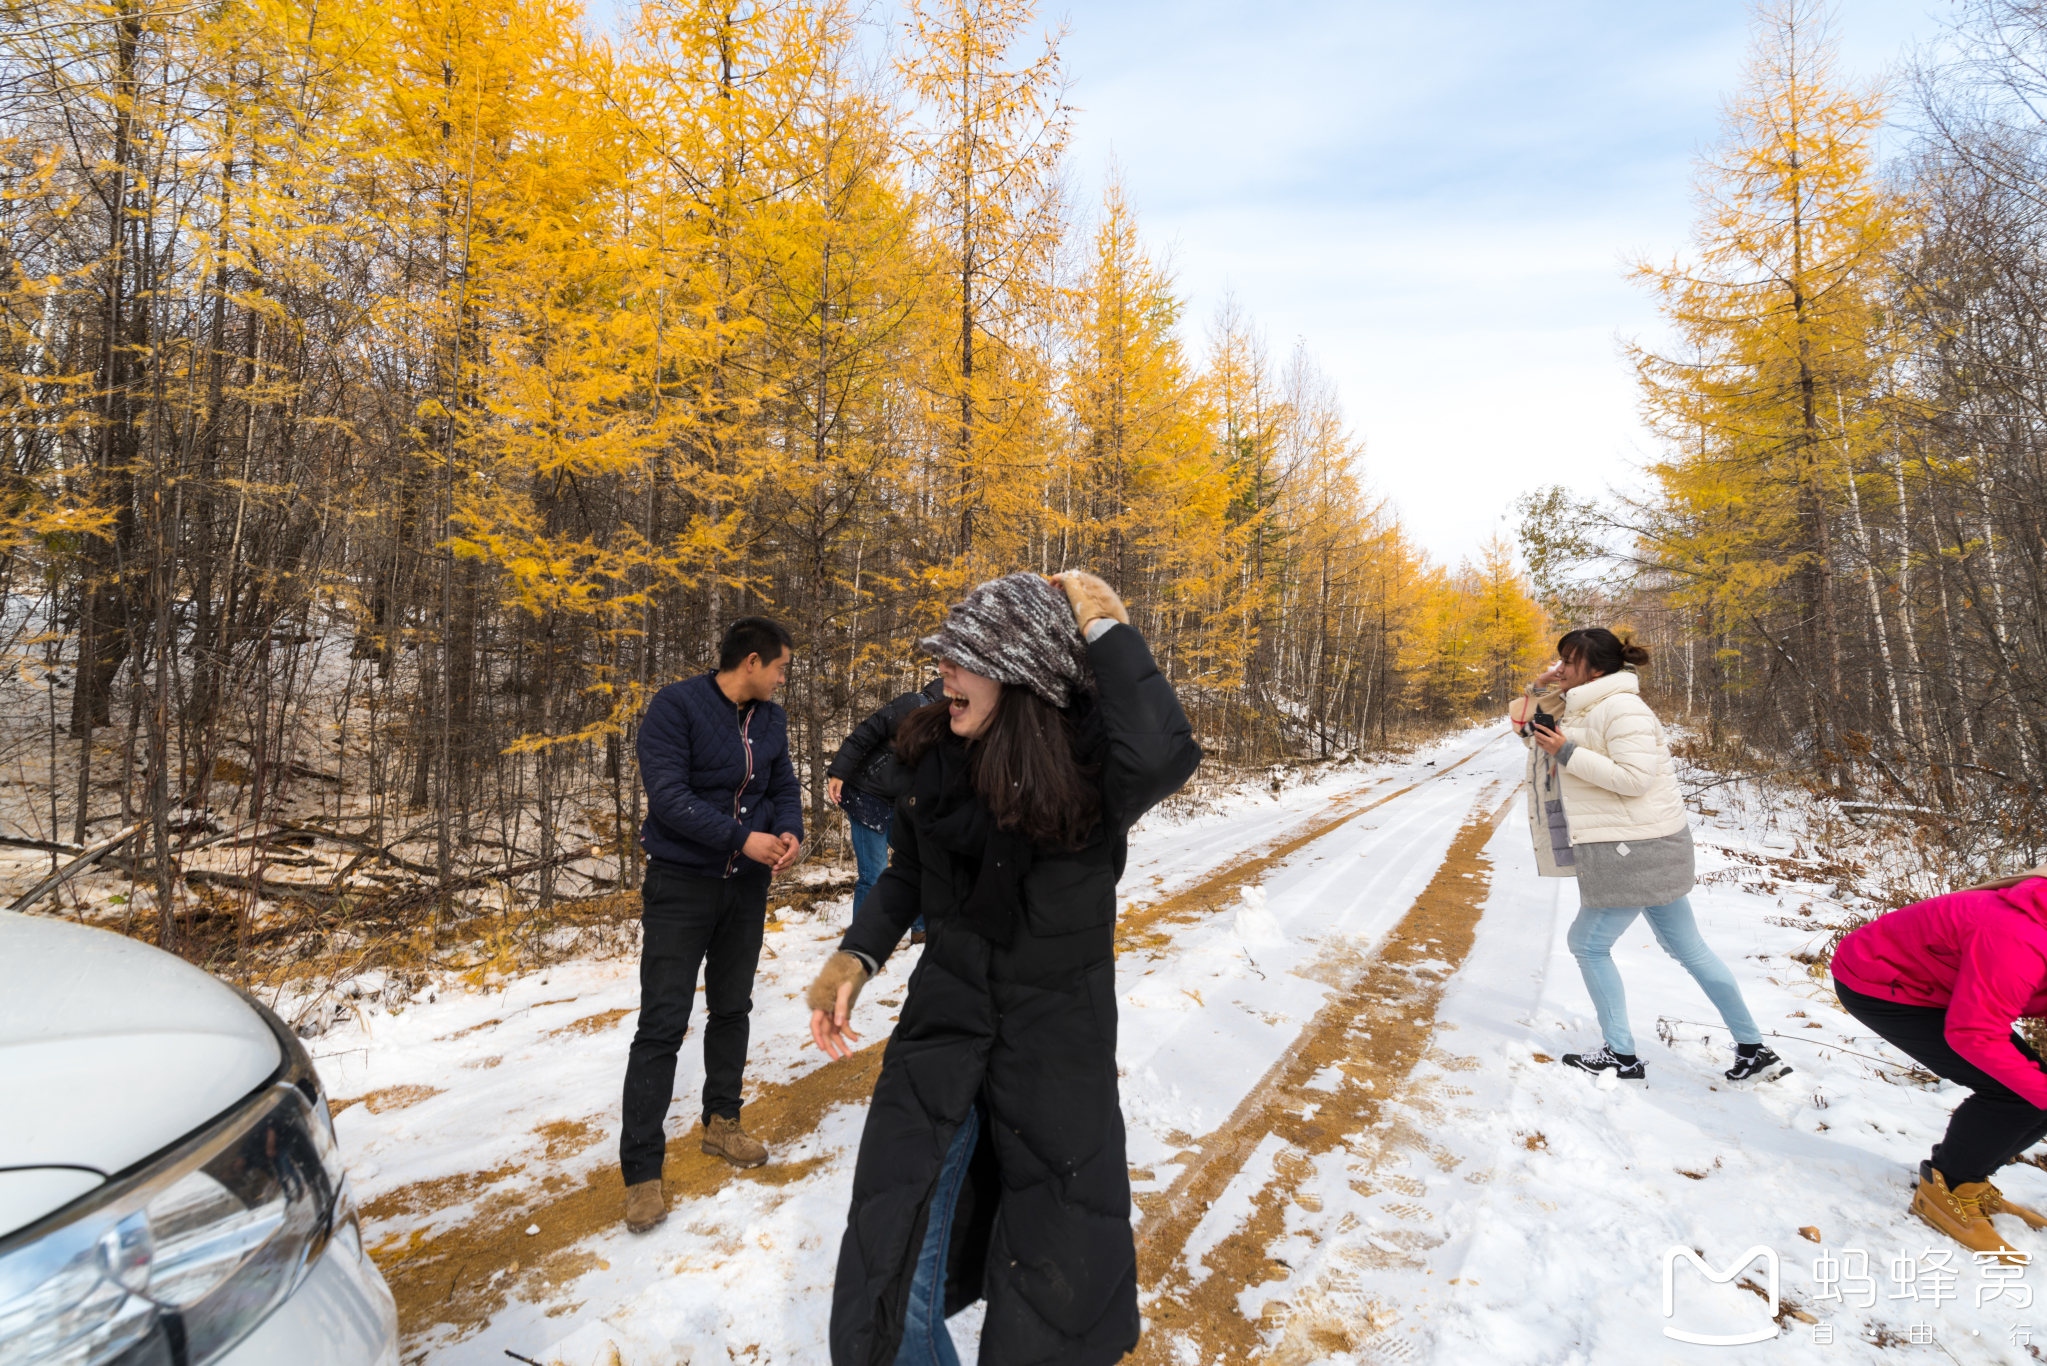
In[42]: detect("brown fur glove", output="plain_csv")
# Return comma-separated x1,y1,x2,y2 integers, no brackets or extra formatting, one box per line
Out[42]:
1052,570,1129,634
804,951,870,1016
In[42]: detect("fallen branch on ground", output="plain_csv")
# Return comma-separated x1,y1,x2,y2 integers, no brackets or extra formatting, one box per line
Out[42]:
1655,1015,1927,1079
179,867,349,908
1680,764,1818,796
370,844,598,915
215,821,443,878
218,737,341,784
8,822,145,913
0,833,83,855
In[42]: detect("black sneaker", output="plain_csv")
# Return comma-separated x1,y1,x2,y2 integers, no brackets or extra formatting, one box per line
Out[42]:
1562,1045,1646,1080
1724,1046,1792,1086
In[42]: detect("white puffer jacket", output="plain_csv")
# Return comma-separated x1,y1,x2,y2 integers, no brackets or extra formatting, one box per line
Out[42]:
1554,670,1686,844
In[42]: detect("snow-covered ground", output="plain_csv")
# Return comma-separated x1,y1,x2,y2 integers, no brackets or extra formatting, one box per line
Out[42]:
1260,780,2047,1364
312,726,2047,1365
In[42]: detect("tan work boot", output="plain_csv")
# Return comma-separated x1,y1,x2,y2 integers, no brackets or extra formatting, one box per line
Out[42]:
1984,1180,2047,1231
623,1178,667,1233
1913,1168,2022,1262
702,1113,768,1168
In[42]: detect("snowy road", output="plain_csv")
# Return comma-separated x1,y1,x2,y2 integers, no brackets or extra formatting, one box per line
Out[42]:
318,725,1520,1363
1226,769,2047,1366
317,723,2047,1364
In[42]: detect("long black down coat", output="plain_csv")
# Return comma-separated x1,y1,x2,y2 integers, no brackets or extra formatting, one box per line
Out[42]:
828,622,1201,1366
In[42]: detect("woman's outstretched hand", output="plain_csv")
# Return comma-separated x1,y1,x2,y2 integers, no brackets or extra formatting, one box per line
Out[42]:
805,951,870,1060
810,993,862,1060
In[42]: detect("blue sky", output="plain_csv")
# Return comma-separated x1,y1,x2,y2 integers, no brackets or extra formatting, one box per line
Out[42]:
1049,0,1949,565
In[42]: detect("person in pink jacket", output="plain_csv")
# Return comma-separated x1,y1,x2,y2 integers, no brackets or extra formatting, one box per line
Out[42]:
1832,867,2047,1259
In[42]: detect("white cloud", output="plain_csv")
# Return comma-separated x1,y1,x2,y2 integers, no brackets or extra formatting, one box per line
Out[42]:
1058,0,1949,562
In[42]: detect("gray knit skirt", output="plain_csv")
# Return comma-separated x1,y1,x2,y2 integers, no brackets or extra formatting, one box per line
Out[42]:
1573,826,1695,910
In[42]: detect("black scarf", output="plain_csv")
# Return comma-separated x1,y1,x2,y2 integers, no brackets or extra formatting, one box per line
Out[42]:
924,739,1034,949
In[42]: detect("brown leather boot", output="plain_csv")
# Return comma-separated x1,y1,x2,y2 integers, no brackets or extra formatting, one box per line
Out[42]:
702,1113,768,1168
1984,1180,2047,1231
623,1177,667,1233
1913,1168,2022,1262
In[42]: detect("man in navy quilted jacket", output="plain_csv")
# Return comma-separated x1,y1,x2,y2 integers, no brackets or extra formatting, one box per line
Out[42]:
620,616,804,1232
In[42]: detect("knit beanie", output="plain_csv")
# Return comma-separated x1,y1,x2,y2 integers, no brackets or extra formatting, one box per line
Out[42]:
920,572,1090,708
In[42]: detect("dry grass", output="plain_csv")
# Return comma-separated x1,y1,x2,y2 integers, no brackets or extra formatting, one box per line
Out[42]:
330,1085,444,1117
545,1008,634,1040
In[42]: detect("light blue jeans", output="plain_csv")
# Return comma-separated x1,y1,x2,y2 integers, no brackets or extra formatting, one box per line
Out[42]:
894,1104,981,1366
1566,895,1762,1056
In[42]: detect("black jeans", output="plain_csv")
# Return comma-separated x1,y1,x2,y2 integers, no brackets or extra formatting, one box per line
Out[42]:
1836,979,2047,1185
619,859,769,1186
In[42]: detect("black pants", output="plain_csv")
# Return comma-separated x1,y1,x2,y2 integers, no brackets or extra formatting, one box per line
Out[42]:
619,860,769,1186
1836,979,2047,1185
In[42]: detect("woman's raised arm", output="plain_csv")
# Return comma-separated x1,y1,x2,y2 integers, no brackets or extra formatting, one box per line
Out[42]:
1087,622,1202,834
1048,570,1201,833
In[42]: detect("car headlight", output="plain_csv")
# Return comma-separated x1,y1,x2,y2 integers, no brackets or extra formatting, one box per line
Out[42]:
0,1000,346,1366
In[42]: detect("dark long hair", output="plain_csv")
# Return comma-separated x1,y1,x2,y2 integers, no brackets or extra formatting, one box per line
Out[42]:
1557,627,1650,677
896,686,1102,849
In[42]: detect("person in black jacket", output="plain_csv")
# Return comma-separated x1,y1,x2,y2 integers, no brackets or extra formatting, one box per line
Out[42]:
805,571,1200,1366
620,616,804,1235
828,677,945,932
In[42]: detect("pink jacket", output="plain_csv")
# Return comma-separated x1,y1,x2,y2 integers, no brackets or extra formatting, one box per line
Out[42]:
1832,880,2047,1108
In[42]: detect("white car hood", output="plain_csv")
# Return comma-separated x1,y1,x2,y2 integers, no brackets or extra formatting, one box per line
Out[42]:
0,911,281,1231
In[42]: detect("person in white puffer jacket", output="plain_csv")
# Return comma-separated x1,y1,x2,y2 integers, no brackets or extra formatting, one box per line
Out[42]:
1510,627,1788,1088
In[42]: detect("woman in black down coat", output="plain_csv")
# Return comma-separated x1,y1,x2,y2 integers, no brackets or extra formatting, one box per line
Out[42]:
805,570,1200,1366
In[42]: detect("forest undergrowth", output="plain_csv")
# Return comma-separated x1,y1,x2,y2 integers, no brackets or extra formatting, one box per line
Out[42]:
0,606,1465,1039
1668,720,2041,985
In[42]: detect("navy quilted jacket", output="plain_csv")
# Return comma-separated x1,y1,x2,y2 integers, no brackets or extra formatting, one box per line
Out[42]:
637,672,804,878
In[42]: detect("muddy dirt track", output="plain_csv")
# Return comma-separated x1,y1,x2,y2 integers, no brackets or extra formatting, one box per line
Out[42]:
367,1032,890,1339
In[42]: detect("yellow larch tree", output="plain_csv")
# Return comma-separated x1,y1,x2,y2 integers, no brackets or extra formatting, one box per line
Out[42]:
1468,532,1551,707
1628,0,1905,775
897,0,1069,575
749,12,939,810
1060,173,1237,681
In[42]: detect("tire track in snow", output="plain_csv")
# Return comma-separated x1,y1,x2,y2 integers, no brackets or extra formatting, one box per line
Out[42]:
1115,732,1513,957
367,732,1516,1351
1128,787,1521,1365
